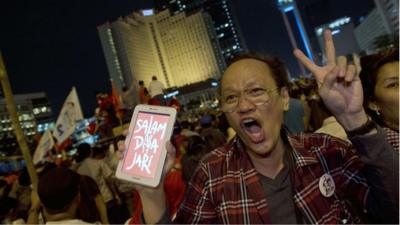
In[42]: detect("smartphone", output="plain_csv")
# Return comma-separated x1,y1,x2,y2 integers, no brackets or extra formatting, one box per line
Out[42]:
115,104,177,187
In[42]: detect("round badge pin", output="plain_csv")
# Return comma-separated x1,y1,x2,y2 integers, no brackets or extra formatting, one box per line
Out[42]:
319,173,335,197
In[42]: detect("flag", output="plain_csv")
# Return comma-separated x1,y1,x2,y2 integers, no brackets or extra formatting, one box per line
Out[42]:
110,80,122,111
33,129,55,165
53,87,84,143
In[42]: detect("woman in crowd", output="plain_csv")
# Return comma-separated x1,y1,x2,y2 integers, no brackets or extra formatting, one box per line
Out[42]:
360,48,399,152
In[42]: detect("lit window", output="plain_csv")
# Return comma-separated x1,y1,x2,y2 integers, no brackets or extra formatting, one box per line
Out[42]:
33,108,40,115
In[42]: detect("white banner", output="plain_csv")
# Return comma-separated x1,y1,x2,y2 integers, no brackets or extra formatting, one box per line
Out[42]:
53,87,84,143
33,129,55,165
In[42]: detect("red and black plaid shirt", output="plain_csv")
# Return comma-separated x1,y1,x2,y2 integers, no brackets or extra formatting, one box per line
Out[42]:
174,132,370,224
383,127,399,153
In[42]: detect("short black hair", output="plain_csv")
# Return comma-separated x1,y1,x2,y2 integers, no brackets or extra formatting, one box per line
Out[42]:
91,145,107,158
38,167,80,213
76,143,91,163
138,80,144,86
221,52,290,94
181,120,191,129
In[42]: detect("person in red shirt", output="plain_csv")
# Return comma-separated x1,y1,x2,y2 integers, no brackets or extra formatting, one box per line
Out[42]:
138,80,150,104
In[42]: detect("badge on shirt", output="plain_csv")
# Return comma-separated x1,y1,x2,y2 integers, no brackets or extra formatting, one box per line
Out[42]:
319,173,335,197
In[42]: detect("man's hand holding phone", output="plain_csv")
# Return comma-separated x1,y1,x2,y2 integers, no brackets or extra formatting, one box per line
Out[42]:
115,105,177,224
117,133,175,224
116,139,176,191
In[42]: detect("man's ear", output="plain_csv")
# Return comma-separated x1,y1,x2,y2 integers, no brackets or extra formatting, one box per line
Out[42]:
280,87,290,111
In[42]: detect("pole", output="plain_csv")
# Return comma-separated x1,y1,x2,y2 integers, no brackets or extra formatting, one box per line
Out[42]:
0,51,38,188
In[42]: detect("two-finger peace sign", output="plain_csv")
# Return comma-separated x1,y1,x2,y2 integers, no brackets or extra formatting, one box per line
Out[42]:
292,29,365,126
293,29,336,85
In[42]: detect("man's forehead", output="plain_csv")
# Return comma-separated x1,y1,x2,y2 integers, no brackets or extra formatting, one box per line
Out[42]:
225,58,270,74
221,59,273,85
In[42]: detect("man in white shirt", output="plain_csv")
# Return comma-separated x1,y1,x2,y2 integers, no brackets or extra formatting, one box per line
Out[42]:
148,76,166,105
77,146,125,224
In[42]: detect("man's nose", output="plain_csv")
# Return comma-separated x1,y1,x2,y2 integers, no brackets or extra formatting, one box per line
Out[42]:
237,96,255,113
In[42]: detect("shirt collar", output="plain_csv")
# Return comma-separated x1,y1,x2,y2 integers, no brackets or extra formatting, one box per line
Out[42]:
231,130,319,169
285,131,319,168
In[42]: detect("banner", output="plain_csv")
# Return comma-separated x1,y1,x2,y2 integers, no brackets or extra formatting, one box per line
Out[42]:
33,129,54,165
53,87,84,143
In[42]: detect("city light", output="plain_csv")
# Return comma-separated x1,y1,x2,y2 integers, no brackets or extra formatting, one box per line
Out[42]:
316,28,324,36
315,17,351,36
328,17,351,29
278,0,294,5
283,6,294,13
142,9,154,16
164,90,180,99
331,29,341,35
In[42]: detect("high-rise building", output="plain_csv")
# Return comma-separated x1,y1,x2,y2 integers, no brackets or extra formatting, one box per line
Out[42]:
0,92,53,156
374,0,399,34
315,17,360,58
277,0,314,76
98,23,132,92
98,9,225,93
354,0,399,53
154,0,247,61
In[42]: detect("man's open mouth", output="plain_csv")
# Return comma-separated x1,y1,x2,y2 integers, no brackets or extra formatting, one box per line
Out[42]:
241,118,265,143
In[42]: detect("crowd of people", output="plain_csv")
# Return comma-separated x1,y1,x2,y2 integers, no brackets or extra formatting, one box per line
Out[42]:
0,30,398,224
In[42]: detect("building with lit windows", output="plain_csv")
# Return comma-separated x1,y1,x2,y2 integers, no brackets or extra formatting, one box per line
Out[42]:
154,0,246,61
0,92,53,156
98,9,225,93
98,23,131,93
374,0,399,34
354,0,399,53
315,17,360,58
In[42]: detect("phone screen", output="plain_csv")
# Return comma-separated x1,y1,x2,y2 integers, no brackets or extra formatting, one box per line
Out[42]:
121,111,170,179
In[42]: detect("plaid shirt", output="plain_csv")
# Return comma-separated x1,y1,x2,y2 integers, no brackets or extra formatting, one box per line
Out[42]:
383,127,399,153
174,132,371,224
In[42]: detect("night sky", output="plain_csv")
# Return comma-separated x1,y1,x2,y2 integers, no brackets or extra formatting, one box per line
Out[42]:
0,0,374,118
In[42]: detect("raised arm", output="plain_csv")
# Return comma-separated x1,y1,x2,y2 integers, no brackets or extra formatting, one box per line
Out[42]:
294,29,367,131
294,29,399,223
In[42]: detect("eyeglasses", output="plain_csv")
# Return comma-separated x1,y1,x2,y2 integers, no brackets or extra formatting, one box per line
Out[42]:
220,87,280,113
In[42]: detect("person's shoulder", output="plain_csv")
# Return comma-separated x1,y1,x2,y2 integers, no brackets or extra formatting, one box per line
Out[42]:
80,158,100,170
199,143,235,167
